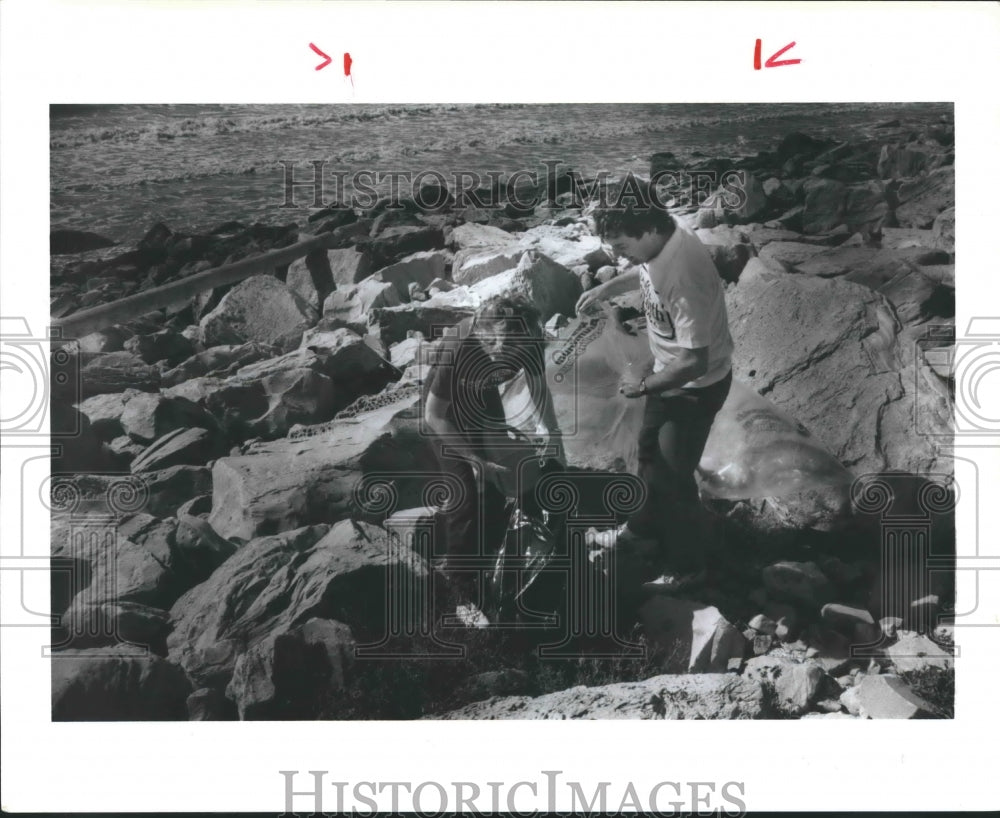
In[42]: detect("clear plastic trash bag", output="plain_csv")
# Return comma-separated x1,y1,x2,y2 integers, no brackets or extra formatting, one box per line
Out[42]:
528,303,852,500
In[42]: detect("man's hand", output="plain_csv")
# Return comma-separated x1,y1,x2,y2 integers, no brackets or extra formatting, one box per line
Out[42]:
575,284,607,316
619,375,645,399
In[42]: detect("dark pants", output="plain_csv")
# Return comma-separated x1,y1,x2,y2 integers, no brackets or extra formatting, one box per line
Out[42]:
627,370,732,569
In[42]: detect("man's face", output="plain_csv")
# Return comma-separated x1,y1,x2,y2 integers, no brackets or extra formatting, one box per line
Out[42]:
605,230,657,264
475,319,519,364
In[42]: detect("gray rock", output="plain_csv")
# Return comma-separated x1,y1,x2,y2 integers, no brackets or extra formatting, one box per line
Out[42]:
52,644,192,721
76,389,145,441
130,427,221,473
449,222,518,250
59,599,171,654
854,673,939,718
374,250,449,300
200,275,319,353
842,181,889,231
727,269,949,477
638,597,747,673
161,342,278,387
756,241,827,270
63,513,187,611
427,674,767,720
120,393,216,445
743,655,825,716
77,327,132,354
762,561,833,604
78,351,160,398
168,521,428,689
321,278,401,334
207,390,432,541
894,167,955,229
452,248,522,286
931,206,954,253
324,246,376,287
469,250,583,322
226,618,355,719
886,634,953,674
801,178,847,234
186,686,237,720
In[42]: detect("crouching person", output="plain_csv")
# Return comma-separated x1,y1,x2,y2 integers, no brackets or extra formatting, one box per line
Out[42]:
422,295,565,621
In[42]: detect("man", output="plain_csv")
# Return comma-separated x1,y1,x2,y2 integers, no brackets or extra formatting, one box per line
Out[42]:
422,294,564,609
575,176,733,587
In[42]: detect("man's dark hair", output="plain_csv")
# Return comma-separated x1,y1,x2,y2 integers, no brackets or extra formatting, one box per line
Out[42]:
592,173,674,240
474,294,542,339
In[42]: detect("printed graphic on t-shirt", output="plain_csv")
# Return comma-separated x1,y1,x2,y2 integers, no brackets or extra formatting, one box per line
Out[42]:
640,266,675,340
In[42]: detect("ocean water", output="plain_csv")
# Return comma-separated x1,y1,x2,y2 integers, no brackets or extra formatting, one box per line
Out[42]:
50,102,951,246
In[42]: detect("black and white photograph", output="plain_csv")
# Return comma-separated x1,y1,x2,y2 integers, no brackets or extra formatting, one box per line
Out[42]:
3,1,998,815
46,101,957,722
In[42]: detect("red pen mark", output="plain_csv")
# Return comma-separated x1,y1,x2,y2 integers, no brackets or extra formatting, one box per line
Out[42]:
310,43,332,71
754,39,802,70
344,52,354,89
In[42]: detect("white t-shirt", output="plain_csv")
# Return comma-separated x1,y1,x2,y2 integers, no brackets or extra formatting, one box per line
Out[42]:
639,218,734,389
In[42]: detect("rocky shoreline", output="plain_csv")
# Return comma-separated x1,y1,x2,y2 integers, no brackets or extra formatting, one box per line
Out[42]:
49,116,956,720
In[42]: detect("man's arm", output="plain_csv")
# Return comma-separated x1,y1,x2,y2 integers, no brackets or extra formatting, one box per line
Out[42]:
575,269,641,314
424,391,508,483
620,346,709,397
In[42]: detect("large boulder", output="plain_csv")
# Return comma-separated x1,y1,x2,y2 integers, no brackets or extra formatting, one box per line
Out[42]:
359,225,445,269
638,597,747,673
120,393,217,445
801,178,847,234
373,250,449,300
756,241,828,271
843,181,890,232
449,222,520,250
78,351,160,398
130,427,224,473
226,618,356,720
323,246,376,287
207,389,433,541
726,265,949,476
167,521,429,688
161,342,278,387
75,389,145,441
469,251,583,321
743,655,826,716
368,288,478,346
931,206,955,253
877,143,949,180
169,335,397,442
427,674,767,719
727,173,770,223
51,645,191,721
516,223,612,271
59,600,171,653
49,466,214,520
59,512,220,614
452,248,523,286
199,275,319,353
321,278,401,334
795,244,948,280
894,167,955,229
